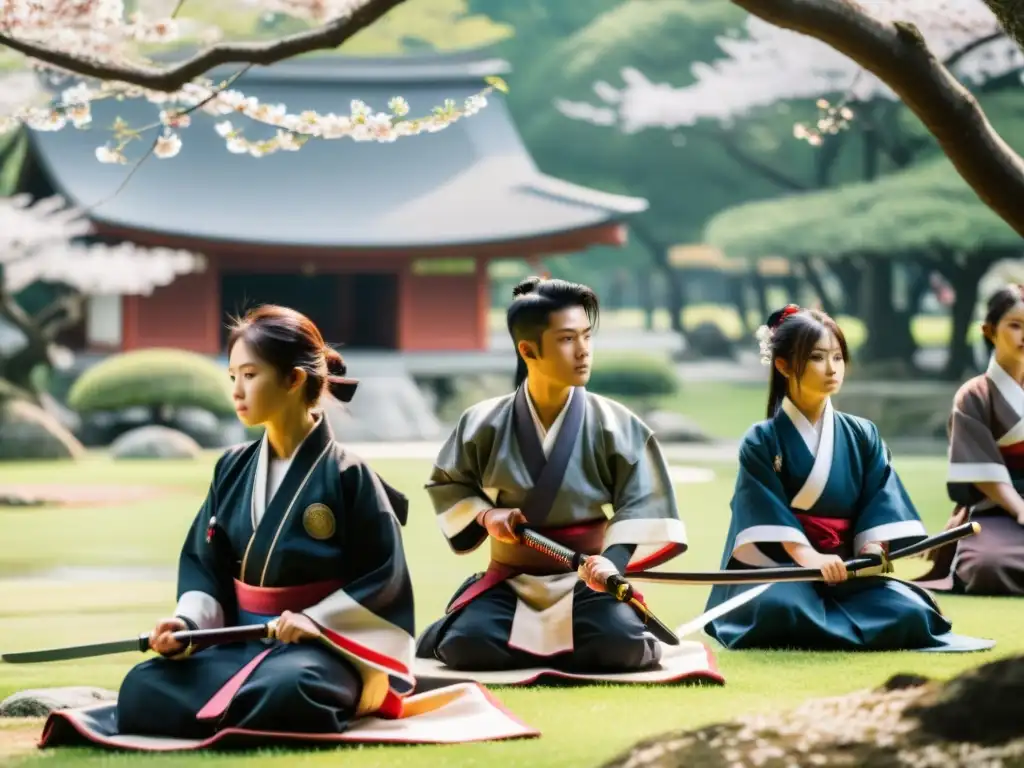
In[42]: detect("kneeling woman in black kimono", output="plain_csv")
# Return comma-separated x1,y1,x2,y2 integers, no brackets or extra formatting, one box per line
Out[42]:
52,305,417,748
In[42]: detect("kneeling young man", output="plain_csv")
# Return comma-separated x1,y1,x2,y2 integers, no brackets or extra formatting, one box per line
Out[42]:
416,277,688,673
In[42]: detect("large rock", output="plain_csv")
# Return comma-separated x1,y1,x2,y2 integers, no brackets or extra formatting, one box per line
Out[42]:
601,656,1024,768
680,322,736,361
834,381,959,440
0,398,84,460
643,410,711,443
322,371,443,442
109,425,202,459
0,687,117,717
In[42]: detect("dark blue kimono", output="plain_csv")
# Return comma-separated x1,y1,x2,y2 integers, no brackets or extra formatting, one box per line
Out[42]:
38,416,419,750
705,398,994,653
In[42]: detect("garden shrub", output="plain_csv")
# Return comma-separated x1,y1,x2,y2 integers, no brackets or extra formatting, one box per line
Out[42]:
68,348,234,417
587,354,680,398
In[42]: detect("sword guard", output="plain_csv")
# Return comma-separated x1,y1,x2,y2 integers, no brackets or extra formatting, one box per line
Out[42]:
607,574,635,603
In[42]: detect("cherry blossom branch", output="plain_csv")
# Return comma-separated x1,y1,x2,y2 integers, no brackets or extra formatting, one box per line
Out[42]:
0,0,412,94
86,64,255,206
729,0,1024,238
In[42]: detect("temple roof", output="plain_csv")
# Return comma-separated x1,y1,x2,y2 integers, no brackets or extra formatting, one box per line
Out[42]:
27,51,647,252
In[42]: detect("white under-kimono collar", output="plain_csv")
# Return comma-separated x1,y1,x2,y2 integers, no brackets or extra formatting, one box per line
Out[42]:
781,396,831,456
780,397,835,511
986,354,1024,419
524,386,574,458
252,415,322,528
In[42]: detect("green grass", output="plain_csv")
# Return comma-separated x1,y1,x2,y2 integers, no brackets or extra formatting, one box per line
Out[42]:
0,455,1020,767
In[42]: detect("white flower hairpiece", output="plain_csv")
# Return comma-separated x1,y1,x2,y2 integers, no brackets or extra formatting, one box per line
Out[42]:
755,325,773,366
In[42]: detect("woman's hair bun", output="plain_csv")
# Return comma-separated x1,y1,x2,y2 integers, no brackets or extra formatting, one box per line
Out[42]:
324,346,347,377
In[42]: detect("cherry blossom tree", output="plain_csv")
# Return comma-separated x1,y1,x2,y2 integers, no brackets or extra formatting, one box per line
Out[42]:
554,0,1024,364
556,0,1018,155
0,193,204,399
0,0,505,164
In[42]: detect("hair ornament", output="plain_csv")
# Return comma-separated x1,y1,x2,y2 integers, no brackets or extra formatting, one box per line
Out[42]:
327,375,359,403
754,304,801,366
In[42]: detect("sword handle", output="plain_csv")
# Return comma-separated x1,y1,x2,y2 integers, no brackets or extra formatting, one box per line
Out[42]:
516,526,583,570
517,526,637,603
166,624,276,655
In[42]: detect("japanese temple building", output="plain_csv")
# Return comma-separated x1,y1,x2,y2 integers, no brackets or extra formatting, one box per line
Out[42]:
23,50,648,355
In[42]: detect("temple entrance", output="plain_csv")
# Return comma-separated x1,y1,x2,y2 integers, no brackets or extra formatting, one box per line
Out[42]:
219,271,398,350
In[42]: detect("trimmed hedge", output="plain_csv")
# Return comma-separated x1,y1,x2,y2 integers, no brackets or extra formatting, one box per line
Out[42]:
588,355,680,398
68,348,234,416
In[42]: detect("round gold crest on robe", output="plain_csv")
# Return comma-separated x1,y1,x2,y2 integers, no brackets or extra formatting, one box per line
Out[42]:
302,503,336,541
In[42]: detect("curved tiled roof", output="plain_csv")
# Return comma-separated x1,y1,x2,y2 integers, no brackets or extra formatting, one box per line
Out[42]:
28,51,647,250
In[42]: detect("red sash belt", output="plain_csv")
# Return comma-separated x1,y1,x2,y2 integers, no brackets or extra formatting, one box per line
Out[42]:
794,514,853,558
448,521,606,614
999,442,1024,470
234,578,344,616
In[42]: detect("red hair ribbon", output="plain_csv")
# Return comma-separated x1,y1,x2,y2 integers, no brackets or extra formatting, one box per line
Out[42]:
773,304,800,330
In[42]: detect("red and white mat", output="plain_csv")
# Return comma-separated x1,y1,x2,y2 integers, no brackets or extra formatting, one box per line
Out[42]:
38,682,538,751
413,640,723,686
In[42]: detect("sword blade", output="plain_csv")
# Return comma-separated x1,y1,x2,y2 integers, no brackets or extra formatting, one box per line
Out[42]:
673,582,774,640
1,635,147,664
631,522,983,587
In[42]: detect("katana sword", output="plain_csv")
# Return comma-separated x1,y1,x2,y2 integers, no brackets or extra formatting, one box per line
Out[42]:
514,525,680,646
1,622,277,664
628,521,981,586
666,522,982,641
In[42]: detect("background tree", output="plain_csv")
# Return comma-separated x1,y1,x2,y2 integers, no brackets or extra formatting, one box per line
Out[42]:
553,0,1023,363
0,194,203,401
705,153,1022,378
722,0,1024,239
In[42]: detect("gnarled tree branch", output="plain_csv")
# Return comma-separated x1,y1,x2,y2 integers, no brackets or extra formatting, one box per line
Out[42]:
0,0,410,93
729,0,1024,238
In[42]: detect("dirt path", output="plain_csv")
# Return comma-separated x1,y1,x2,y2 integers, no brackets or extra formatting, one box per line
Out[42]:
0,485,174,507
0,719,43,762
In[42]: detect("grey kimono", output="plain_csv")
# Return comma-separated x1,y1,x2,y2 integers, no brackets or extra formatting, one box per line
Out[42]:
415,385,688,673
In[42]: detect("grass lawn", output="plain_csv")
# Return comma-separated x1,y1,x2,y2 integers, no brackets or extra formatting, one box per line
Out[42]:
0,454,1020,767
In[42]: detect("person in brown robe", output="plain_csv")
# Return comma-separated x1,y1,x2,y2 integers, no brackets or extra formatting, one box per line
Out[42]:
916,285,1024,596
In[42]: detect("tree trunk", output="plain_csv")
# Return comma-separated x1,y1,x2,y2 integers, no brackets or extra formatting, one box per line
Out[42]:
750,272,769,322
638,271,655,331
630,223,685,335
0,290,50,402
831,256,863,315
730,0,1024,240
858,260,917,366
798,256,838,316
729,274,752,336
938,251,1003,380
